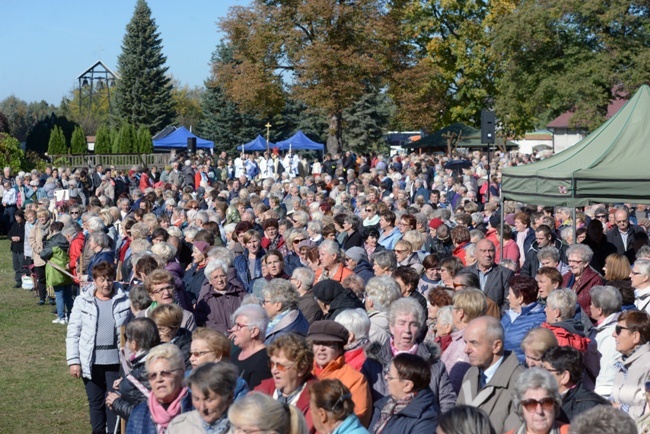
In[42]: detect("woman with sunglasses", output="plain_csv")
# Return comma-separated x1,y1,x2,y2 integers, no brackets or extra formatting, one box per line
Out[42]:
126,344,192,434
255,333,319,433
507,368,567,434
610,310,650,420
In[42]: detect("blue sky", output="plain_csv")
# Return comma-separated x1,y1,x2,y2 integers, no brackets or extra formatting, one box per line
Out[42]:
0,0,249,106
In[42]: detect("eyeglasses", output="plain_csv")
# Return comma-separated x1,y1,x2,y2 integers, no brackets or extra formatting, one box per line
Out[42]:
395,249,408,254
616,220,628,223
615,325,631,335
70,211,79,215
231,322,252,332
521,397,555,412
365,209,372,212
150,285,174,295
567,259,583,263
293,239,306,244
631,271,642,275
383,368,401,382
595,214,607,218
210,274,227,282
190,350,214,358
269,361,296,372
147,368,181,381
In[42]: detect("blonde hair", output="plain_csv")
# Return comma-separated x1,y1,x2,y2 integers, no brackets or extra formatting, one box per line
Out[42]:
228,392,308,434
150,303,183,331
145,343,184,372
402,230,424,251
453,288,487,323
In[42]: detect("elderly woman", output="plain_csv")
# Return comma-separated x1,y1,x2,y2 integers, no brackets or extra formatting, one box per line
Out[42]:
502,275,546,363
261,218,287,254
363,228,384,262
28,208,51,305
536,267,563,303
439,256,464,289
183,240,212,302
365,276,402,346
308,320,373,427
151,242,193,312
342,214,364,250
67,261,131,434
233,229,266,291
194,260,246,334
317,240,354,282
310,379,367,434
227,392,309,434
507,368,567,434
585,285,622,396
262,278,310,344
285,229,309,275
370,353,439,434
542,289,590,351
437,406,495,434
520,328,558,368
433,306,454,352
107,318,161,421
150,304,192,369
265,249,292,280
425,288,453,343
85,232,116,280
394,240,423,274
562,244,603,317
393,266,428,314
610,310,650,419
143,269,197,331
230,304,273,389
255,333,318,432
603,253,632,282
167,362,239,434
372,250,397,277
126,344,192,434
366,298,456,414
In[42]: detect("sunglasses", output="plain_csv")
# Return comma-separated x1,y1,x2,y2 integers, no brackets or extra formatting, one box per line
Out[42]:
269,361,295,372
293,239,306,244
147,368,181,381
521,397,555,412
595,214,607,218
615,325,631,335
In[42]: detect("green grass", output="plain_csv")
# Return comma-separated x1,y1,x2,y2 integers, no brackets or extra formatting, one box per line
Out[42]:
0,238,88,434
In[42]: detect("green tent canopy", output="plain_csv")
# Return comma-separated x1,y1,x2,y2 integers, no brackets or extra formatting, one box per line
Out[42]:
501,85,650,207
406,122,518,150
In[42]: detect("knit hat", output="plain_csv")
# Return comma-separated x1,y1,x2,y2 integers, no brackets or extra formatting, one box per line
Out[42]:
429,218,444,230
308,320,349,343
345,247,367,263
193,241,211,255
312,279,345,304
505,213,516,226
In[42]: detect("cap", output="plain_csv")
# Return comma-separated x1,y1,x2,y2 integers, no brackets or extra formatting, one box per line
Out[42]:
308,320,349,343
312,279,344,304
345,247,367,263
193,241,211,255
428,218,444,230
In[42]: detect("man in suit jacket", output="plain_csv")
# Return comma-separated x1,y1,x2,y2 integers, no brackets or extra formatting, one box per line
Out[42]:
606,209,642,255
463,239,514,310
457,316,524,433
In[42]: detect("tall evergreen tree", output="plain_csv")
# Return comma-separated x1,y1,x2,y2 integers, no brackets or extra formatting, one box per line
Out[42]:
116,123,137,153
137,125,153,153
48,126,67,155
94,125,112,154
71,126,87,154
114,0,175,134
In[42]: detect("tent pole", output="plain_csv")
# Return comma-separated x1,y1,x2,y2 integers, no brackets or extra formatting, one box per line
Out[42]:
572,207,577,245
500,200,504,261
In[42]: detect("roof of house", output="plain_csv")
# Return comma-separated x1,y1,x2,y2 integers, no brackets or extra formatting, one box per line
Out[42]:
547,94,627,129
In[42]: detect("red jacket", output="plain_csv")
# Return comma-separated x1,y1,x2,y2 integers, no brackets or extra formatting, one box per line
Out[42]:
562,266,603,318
69,232,85,277
453,242,470,266
542,321,590,352
255,376,317,434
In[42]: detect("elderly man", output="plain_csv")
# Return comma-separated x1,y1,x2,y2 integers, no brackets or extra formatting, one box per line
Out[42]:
630,258,650,313
456,316,524,433
521,224,567,278
315,240,353,283
463,239,514,310
291,267,322,324
606,208,642,255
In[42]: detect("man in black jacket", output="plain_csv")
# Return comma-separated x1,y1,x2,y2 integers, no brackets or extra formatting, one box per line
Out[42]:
463,239,514,310
521,224,567,278
541,346,610,423
607,208,643,255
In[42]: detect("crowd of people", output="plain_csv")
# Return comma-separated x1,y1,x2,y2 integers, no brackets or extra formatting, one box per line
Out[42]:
4,147,650,434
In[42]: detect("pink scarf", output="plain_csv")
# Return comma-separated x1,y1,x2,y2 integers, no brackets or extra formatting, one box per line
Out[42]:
390,337,419,356
147,386,188,434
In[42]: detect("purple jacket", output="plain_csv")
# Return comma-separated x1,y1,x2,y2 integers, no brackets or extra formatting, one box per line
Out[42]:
165,261,193,312
194,279,246,334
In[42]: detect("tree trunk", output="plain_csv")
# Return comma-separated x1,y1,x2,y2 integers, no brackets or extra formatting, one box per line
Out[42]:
326,112,342,155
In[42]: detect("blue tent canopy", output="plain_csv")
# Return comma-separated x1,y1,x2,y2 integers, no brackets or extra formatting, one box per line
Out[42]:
152,126,214,149
275,131,324,151
237,135,276,152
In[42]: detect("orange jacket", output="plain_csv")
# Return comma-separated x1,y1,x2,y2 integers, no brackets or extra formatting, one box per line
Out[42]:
313,355,372,427
314,263,354,283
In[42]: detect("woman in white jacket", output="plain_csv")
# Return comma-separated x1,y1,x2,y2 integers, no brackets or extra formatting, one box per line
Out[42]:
66,261,131,434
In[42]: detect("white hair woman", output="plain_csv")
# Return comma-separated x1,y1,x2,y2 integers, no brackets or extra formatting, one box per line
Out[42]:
229,304,272,389
364,276,402,346
228,392,308,434
261,278,309,344
542,289,590,352
509,368,565,434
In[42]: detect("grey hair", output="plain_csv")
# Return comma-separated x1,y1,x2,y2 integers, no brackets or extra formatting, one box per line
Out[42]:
568,404,637,434
166,226,182,238
634,258,650,277
547,288,577,320
590,285,622,316
186,361,238,399
87,216,106,233
164,198,176,207
291,267,315,291
566,244,594,263
231,304,269,340
88,231,109,248
560,227,574,243
151,242,177,263
465,243,477,259
183,226,200,240
207,246,235,267
513,368,561,418
145,343,185,372
437,305,454,327
261,278,300,311
307,220,322,234
537,246,561,263
335,308,370,341
204,260,228,280
293,211,309,227
195,211,209,224
365,276,401,312
636,246,650,260
319,239,341,258
373,250,397,272
130,238,152,255
61,224,79,239
388,297,425,329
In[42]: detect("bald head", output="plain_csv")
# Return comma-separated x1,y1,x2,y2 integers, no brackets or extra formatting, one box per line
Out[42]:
476,239,496,270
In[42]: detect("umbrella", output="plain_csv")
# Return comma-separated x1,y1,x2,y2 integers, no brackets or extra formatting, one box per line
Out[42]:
444,159,472,172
